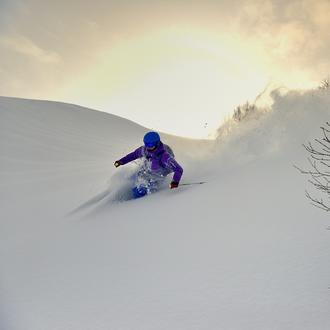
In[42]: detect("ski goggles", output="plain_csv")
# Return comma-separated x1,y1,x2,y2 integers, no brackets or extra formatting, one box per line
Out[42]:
146,145,157,151
145,141,160,151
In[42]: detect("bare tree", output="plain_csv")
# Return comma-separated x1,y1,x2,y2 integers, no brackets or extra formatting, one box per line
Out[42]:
295,122,330,212
233,102,256,122
319,77,329,90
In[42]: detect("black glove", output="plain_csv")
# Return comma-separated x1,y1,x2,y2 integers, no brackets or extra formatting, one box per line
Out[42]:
114,160,122,168
170,181,179,189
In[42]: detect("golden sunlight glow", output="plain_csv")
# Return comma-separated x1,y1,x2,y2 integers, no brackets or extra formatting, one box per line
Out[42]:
57,27,307,138
3,1,328,139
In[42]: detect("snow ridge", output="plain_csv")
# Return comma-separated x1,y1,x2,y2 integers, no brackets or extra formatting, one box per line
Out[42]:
1,92,330,330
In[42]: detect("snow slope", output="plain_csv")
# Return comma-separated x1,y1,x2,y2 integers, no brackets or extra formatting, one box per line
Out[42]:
1,92,330,330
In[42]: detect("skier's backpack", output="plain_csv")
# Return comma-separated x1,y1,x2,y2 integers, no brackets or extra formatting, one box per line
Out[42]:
163,144,175,158
155,144,176,170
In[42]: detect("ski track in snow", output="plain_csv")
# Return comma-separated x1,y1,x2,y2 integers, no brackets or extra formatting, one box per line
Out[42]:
1,93,330,330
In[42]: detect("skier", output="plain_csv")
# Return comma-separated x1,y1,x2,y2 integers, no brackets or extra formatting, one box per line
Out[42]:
114,132,183,198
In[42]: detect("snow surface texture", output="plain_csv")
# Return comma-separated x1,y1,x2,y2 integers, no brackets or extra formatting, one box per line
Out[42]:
1,91,330,330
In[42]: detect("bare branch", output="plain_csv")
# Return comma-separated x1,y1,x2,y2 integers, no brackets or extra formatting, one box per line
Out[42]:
314,138,330,152
321,161,330,168
305,190,330,212
296,123,330,211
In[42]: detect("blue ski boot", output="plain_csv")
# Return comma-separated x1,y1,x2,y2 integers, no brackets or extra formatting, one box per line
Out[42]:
132,186,148,199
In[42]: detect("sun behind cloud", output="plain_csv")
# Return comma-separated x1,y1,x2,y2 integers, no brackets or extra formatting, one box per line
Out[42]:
57,28,270,138
1,0,329,138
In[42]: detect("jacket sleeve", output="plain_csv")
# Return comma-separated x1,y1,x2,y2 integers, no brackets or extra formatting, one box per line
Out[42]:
118,147,144,165
161,153,183,183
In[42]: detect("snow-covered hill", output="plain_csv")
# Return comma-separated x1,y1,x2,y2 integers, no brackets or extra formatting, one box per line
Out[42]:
1,92,330,330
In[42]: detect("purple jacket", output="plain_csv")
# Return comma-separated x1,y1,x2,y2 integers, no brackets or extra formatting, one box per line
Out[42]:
118,142,183,183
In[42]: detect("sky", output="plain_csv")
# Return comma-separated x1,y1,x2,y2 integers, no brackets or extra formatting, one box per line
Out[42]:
0,0,329,138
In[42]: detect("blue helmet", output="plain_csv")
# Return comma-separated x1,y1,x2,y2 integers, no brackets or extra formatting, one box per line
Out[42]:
143,131,160,148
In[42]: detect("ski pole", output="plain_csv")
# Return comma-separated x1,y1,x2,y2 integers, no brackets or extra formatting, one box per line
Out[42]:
179,181,206,186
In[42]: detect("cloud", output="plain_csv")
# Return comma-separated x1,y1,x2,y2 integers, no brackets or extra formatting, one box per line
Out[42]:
0,34,61,63
226,0,330,85
0,0,329,117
